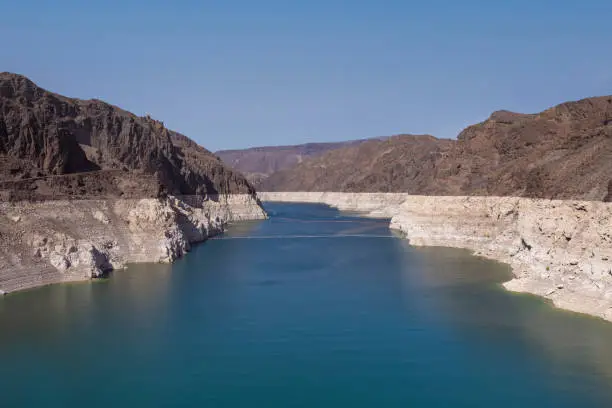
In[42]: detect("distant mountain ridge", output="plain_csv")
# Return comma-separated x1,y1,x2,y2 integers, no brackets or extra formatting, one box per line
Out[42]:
259,134,451,193
215,136,390,184
257,96,612,201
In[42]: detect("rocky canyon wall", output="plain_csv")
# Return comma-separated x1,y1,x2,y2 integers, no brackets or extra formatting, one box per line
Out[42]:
0,194,266,294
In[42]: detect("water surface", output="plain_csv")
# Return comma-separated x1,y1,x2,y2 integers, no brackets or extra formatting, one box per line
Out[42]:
2,202,612,407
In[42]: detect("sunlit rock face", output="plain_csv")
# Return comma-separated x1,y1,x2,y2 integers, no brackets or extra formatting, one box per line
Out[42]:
0,73,268,294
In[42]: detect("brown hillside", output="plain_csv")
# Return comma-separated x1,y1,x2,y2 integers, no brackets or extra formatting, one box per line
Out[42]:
261,96,612,201
0,72,255,200
215,138,387,183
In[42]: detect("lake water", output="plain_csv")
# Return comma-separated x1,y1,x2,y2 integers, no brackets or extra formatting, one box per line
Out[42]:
2,202,612,407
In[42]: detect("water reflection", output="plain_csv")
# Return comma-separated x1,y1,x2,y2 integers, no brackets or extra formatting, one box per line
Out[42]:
0,262,174,351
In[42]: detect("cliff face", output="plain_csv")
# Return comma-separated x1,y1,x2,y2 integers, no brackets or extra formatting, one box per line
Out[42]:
390,196,612,321
0,73,267,294
259,96,612,201
0,194,266,294
0,72,255,198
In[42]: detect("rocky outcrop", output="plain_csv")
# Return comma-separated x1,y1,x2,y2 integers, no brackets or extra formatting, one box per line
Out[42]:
0,194,266,294
258,192,612,322
0,73,268,294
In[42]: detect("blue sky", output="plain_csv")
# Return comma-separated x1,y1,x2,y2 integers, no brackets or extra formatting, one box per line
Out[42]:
3,1,611,150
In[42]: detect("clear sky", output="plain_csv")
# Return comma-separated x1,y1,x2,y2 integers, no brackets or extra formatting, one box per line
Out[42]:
3,1,612,151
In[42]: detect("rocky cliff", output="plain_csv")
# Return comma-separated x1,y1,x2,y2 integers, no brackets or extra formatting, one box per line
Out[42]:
0,73,267,293
436,97,612,200
0,194,266,294
0,72,255,199
390,196,612,321
260,96,612,201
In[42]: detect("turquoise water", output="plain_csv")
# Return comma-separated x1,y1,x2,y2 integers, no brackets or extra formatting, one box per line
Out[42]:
2,202,612,407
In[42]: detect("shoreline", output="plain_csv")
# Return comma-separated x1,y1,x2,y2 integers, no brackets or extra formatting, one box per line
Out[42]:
259,192,612,322
0,194,267,295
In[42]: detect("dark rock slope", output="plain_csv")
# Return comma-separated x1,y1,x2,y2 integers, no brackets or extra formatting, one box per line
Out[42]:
0,72,255,200
261,96,612,201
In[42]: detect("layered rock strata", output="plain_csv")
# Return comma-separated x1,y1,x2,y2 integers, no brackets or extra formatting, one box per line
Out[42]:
259,192,612,321
0,194,266,294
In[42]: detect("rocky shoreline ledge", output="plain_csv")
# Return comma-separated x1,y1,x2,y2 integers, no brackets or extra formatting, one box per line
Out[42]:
259,192,612,322
0,194,266,294
259,192,411,217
